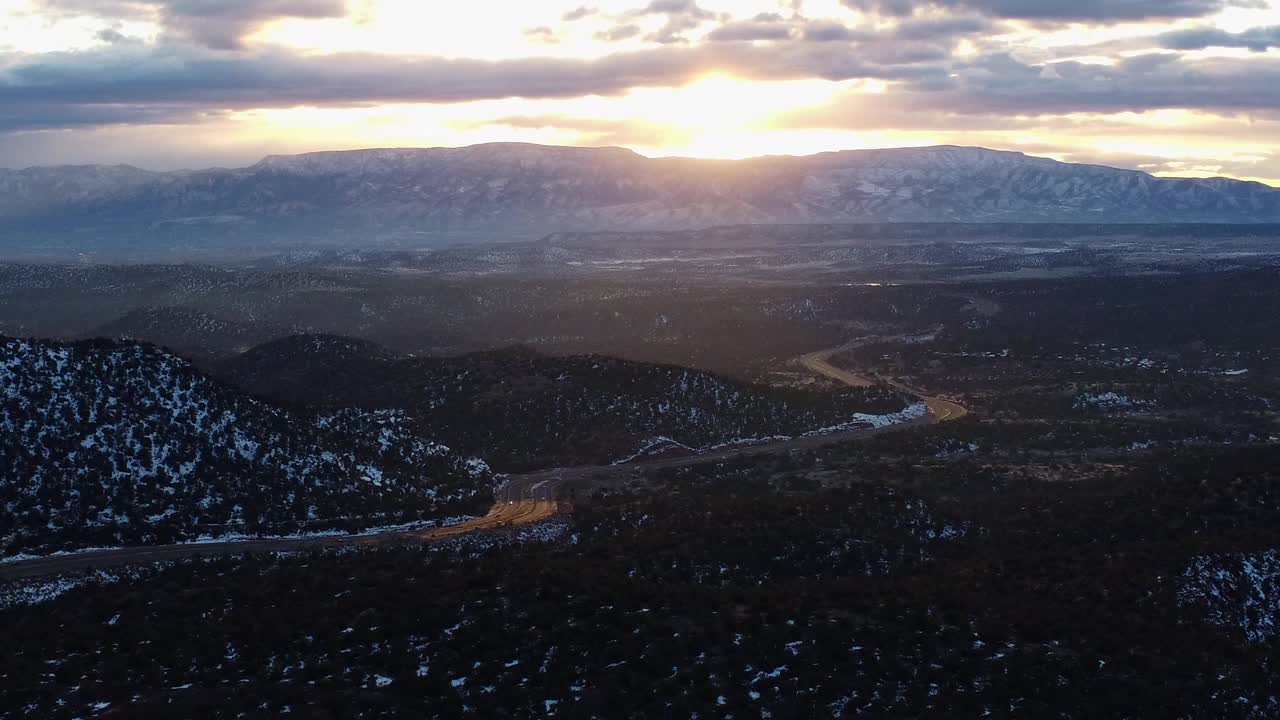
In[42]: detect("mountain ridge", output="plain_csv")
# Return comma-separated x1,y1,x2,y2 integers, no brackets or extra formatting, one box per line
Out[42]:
9,143,1273,188
4,143,1280,257
6,143,1272,185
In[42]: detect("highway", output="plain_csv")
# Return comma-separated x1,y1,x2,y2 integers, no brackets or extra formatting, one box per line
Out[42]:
0,342,968,581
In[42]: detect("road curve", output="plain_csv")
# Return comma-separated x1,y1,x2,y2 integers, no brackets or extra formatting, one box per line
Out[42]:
797,331,968,424
0,343,968,581
798,346,874,388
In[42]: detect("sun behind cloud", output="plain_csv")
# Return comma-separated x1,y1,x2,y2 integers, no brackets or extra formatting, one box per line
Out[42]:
1,0,1279,182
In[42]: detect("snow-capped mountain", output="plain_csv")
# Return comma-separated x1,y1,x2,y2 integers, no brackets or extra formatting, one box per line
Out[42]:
2,144,1278,253
0,336,494,556
0,164,160,219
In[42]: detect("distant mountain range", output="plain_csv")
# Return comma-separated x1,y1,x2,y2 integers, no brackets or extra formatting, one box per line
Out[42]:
2,143,1279,256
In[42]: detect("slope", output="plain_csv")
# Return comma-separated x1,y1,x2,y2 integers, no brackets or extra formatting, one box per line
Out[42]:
4,144,1279,258
215,337,915,471
0,336,494,556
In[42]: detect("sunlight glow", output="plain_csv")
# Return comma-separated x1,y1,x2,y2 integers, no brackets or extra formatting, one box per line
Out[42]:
233,75,852,159
2,0,1278,182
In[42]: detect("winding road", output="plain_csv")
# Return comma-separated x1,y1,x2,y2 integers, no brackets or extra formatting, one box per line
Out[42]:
0,341,968,581
798,330,968,424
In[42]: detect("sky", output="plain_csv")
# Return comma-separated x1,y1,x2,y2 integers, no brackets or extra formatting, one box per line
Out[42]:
1,0,1279,184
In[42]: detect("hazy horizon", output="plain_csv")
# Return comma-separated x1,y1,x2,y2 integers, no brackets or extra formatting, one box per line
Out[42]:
3,0,1280,183
4,140,1279,189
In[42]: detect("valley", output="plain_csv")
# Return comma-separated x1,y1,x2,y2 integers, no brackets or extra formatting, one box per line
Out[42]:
0,332,960,578
2,224,1278,719
8,0,1280,710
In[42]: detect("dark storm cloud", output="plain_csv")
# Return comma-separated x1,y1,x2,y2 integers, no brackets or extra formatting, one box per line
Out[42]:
1159,25,1280,52
37,0,350,49
841,0,1264,22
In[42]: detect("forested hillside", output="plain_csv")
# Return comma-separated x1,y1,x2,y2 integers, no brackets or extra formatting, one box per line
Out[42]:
0,337,494,556
218,337,913,470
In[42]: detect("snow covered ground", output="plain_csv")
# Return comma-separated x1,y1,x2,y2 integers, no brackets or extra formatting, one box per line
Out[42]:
1179,549,1280,643
802,401,929,435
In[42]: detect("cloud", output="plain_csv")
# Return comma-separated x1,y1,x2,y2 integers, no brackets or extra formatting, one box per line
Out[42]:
779,83,1280,134
0,101,218,132
0,41,949,132
706,14,794,42
863,40,957,64
1159,25,1280,52
8,29,1279,136
896,51,1280,114
38,0,351,49
525,26,560,44
163,0,349,49
893,14,993,40
647,17,703,44
801,20,863,42
562,5,597,22
841,0,1264,22
623,0,726,44
627,0,718,18
94,27,132,44
768,88,1280,183
5,3,1280,137
705,10,989,46
595,24,643,41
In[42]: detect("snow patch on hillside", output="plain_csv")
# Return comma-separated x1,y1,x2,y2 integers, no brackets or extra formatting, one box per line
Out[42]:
0,338,494,556
1178,548,1280,643
802,401,929,435
1073,391,1154,412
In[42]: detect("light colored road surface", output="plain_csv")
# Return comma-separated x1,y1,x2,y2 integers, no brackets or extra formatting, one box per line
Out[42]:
798,345,875,388
797,332,968,424
0,341,969,581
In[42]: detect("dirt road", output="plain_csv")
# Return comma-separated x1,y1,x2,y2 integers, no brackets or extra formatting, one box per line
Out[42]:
798,346,875,388
798,332,968,424
0,342,969,581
